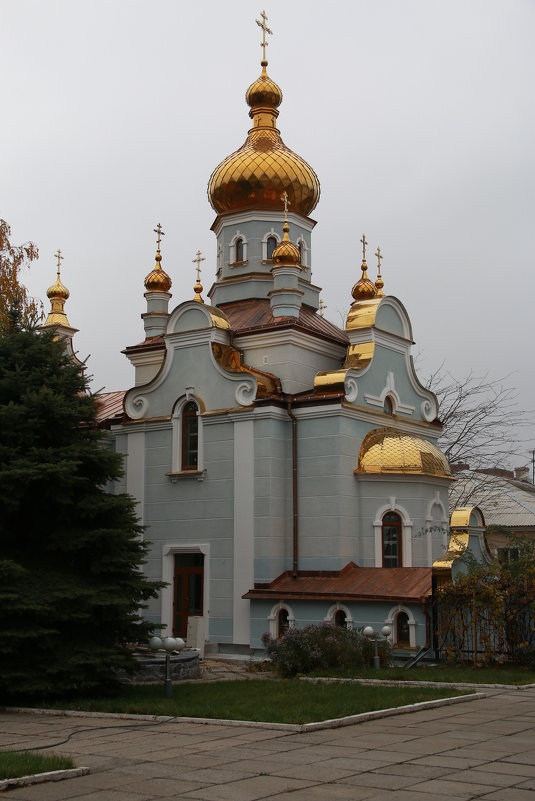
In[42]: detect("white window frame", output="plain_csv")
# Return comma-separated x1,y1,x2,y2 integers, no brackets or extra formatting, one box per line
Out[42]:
229,231,248,266
268,602,295,638
373,498,413,567
262,229,281,261
171,393,204,474
385,604,417,649
296,236,308,269
324,602,353,629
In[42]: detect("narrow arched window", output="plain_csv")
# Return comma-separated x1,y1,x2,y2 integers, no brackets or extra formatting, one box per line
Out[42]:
334,609,347,628
182,401,198,470
384,396,393,415
298,241,303,264
235,237,244,262
266,236,277,260
382,511,402,567
396,611,410,646
277,608,289,638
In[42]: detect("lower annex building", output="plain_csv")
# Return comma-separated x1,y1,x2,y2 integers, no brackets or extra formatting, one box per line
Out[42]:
45,15,491,657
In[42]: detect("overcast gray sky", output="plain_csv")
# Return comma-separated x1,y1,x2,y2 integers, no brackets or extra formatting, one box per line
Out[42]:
3,0,534,465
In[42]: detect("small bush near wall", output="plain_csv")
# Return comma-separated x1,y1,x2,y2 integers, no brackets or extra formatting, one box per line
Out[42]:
262,624,391,677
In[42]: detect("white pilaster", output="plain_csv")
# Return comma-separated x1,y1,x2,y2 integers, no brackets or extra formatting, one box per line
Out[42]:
233,419,254,645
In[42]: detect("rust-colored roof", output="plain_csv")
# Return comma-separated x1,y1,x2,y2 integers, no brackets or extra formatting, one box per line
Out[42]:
219,299,349,347
122,334,165,356
244,562,432,603
95,390,126,427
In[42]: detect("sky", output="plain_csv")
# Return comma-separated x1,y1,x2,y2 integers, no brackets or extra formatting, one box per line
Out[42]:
3,0,534,465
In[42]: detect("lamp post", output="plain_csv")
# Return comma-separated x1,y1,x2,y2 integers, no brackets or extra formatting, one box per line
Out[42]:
149,635,186,698
363,625,391,670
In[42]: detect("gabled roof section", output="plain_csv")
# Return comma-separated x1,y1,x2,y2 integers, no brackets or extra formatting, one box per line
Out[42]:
219,299,349,346
244,562,432,603
94,390,126,428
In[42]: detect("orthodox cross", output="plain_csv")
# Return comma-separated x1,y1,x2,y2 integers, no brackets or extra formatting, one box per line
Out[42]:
154,223,165,251
360,233,368,261
280,190,291,219
55,248,64,277
375,246,382,271
192,249,205,282
319,298,327,318
256,10,272,62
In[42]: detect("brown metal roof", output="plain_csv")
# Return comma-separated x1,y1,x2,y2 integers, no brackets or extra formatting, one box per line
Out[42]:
122,334,165,356
219,299,349,347
95,390,126,427
244,562,432,603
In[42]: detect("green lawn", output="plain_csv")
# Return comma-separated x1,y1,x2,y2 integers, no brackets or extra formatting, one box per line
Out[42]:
41,680,469,724
0,751,74,780
310,663,535,684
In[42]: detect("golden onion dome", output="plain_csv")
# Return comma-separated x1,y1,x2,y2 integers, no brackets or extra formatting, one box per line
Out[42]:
356,428,452,479
145,250,172,293
272,221,300,267
351,257,377,303
208,65,320,217
47,273,69,302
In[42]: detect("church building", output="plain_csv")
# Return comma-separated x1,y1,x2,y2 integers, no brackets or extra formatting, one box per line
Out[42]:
44,14,488,657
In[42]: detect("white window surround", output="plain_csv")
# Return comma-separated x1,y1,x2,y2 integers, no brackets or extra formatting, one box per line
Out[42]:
268,602,295,638
324,603,353,628
373,498,413,567
261,229,281,261
296,236,308,269
385,604,417,649
229,231,248,265
171,393,204,474
161,543,210,639
425,492,449,565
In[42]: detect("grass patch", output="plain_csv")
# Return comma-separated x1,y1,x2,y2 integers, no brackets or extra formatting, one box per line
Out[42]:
0,751,74,780
310,663,535,684
37,680,469,724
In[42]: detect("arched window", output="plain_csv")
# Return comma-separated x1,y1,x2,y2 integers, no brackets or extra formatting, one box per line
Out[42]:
298,241,303,265
182,401,199,470
396,611,410,646
277,608,289,638
334,609,347,628
266,236,277,260
382,511,402,567
384,395,394,415
235,237,244,262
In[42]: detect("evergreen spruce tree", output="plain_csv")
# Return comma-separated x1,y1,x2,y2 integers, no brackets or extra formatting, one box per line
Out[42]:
0,326,162,698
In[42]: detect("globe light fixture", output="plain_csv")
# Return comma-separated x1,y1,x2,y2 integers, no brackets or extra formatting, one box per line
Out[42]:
149,635,186,697
364,625,391,670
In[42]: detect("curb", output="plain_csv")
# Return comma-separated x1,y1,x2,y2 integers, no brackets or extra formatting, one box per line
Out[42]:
1,692,484,733
300,677,535,691
0,767,90,793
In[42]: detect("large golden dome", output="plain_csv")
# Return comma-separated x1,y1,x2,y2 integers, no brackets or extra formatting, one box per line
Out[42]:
356,428,452,478
208,65,320,217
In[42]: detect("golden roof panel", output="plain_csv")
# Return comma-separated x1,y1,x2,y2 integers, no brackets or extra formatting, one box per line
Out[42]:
357,427,452,478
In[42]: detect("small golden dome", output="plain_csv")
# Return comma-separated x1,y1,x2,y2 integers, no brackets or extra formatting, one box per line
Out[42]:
208,65,320,217
245,68,283,109
357,428,452,478
47,274,69,302
351,259,377,302
145,251,172,293
272,221,300,266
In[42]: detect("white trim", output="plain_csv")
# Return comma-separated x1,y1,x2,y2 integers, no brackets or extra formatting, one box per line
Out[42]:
324,603,353,628
268,602,295,638
295,236,308,269
161,543,210,639
229,231,248,265
261,228,281,261
233,419,254,645
425,491,449,566
385,604,417,649
364,371,415,417
211,209,316,236
171,395,204,473
373,499,413,567
234,328,347,361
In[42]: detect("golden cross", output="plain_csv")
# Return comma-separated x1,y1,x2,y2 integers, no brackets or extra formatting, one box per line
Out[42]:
360,233,368,261
375,246,382,271
280,191,291,219
153,223,165,251
192,249,205,281
256,9,272,63
55,248,64,276
319,298,327,317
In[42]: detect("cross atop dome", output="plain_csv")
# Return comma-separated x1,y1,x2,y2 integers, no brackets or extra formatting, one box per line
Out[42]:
256,9,272,66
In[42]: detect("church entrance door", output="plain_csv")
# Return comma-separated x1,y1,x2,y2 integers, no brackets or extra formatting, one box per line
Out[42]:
173,553,204,638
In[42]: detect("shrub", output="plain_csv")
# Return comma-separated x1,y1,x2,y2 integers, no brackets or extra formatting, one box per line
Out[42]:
262,623,391,677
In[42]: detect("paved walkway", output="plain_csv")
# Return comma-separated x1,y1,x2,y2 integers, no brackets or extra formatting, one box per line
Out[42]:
2,686,535,800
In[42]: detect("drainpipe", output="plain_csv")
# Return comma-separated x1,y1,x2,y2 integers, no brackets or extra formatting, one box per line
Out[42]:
287,398,298,578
